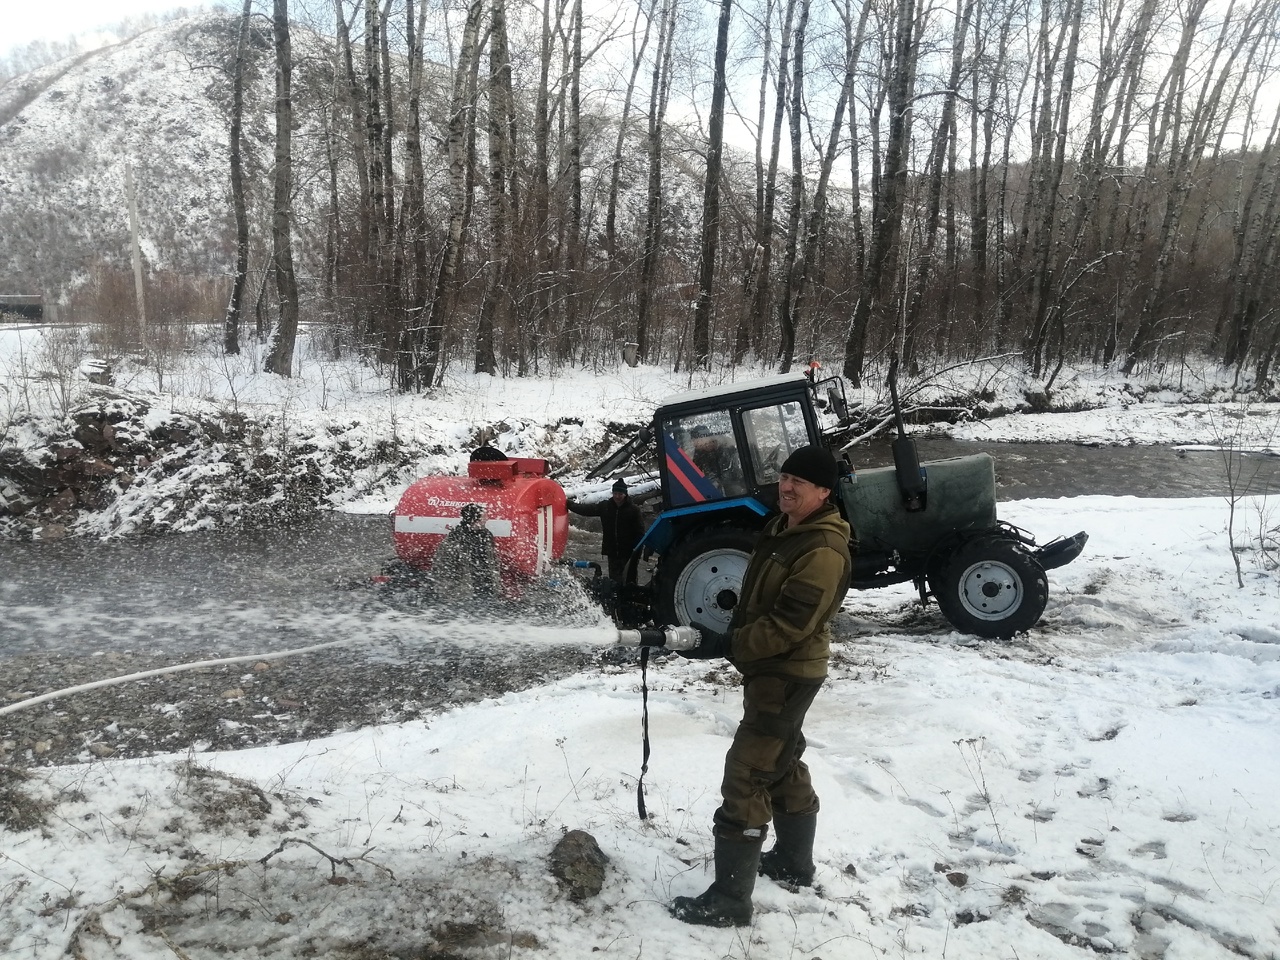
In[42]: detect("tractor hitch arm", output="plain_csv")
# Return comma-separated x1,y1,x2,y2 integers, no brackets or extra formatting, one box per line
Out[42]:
1034,531,1089,571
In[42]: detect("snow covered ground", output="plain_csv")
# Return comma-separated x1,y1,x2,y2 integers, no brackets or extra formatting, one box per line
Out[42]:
2,326,1280,958
3,494,1278,959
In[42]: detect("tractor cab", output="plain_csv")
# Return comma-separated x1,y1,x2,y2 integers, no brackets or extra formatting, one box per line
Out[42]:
655,374,827,512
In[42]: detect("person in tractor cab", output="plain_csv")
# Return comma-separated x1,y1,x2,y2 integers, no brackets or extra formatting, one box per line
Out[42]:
566,479,645,584
670,445,853,928
431,502,501,602
688,425,746,496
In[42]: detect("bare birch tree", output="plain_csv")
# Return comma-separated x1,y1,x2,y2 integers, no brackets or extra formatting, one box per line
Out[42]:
415,0,485,389
397,0,431,389
901,0,975,370
691,0,734,370
223,0,254,357
744,0,797,362
476,0,518,375
264,0,300,377
842,0,919,386
635,0,679,361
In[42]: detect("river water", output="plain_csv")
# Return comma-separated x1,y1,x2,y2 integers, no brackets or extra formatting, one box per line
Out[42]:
2,440,1277,659
896,437,1280,500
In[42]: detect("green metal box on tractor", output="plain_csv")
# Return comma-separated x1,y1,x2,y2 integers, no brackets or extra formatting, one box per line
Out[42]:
590,365,1087,639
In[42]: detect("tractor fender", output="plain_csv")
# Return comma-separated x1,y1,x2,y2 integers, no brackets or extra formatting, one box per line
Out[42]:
638,497,773,557
646,506,773,629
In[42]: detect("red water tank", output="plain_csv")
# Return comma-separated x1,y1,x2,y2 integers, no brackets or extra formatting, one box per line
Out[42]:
392,457,569,579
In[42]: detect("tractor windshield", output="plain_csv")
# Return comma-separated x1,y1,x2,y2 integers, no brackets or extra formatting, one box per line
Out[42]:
740,400,811,485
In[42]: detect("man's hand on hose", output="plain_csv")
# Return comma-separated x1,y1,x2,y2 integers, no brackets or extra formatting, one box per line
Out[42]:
682,621,732,659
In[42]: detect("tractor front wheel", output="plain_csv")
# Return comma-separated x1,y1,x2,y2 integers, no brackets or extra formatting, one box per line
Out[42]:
931,537,1048,639
653,527,758,631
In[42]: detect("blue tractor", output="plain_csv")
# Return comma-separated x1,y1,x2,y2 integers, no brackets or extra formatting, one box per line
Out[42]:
586,364,1087,639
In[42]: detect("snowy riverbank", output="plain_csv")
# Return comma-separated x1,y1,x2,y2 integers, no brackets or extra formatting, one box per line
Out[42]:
3,325,1278,541
3,328,1280,959
1,492,1278,959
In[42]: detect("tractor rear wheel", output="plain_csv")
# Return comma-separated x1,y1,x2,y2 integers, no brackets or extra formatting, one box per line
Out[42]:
931,537,1048,639
654,527,758,630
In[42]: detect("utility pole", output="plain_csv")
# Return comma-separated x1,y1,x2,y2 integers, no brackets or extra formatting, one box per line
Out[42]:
126,161,147,348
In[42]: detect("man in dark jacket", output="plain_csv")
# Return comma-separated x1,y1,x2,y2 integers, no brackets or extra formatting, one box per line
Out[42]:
670,445,852,928
566,479,645,583
431,502,501,601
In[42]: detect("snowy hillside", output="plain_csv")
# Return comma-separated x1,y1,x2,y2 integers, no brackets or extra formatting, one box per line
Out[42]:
1,17,263,292
0,12,707,308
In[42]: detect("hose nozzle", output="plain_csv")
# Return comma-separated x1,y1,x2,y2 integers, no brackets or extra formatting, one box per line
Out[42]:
615,625,701,651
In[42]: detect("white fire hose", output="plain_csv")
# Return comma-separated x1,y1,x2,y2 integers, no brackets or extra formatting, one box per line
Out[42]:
614,625,701,651
0,628,705,719
0,638,356,718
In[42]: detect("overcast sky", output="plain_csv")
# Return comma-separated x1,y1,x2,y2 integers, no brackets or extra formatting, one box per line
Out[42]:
2,2,221,58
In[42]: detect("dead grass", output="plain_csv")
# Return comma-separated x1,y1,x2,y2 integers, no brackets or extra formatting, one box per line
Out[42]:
0,765,53,831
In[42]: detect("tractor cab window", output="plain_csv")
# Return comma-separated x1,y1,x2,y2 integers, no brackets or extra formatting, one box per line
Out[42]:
662,411,746,504
741,401,812,485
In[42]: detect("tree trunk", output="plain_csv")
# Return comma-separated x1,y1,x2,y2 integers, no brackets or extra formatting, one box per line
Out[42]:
1121,0,1214,374
379,0,396,244
398,0,430,389
605,0,657,265
362,0,393,363
264,0,299,377
635,0,678,362
476,0,517,375
733,0,775,363
774,0,812,373
528,0,556,375
1222,103,1280,367
560,0,585,363
1023,0,1083,375
746,0,798,361
691,0,734,370
786,2,864,373
842,0,918,386
1045,0,1156,366
417,0,485,389
901,0,975,367
365,0,386,267
843,0,868,295
334,1,370,269
223,0,252,357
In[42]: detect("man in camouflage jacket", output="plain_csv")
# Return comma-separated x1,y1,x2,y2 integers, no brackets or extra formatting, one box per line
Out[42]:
671,445,852,928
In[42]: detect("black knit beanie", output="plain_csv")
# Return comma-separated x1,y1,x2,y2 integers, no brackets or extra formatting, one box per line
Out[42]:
612,478,628,494
779,445,839,489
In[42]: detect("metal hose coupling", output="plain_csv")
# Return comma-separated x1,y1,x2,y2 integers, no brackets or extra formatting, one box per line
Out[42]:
615,625,701,651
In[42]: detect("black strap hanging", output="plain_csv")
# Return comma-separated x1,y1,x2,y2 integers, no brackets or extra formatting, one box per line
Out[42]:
637,644,652,820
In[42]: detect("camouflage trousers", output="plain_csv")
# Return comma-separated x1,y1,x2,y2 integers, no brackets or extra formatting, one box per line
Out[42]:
714,675,822,836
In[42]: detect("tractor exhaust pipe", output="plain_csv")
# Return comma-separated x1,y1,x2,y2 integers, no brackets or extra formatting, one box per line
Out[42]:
616,625,701,651
888,353,928,512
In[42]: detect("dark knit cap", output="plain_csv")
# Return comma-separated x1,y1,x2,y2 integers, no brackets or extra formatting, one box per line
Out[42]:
612,478,628,494
779,445,839,489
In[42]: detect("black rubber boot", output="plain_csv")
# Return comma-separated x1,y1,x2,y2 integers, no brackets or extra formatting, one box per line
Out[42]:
759,810,817,887
670,832,764,927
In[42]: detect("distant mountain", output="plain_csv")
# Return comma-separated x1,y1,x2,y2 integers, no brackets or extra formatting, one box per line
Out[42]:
0,12,715,314
0,15,344,304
